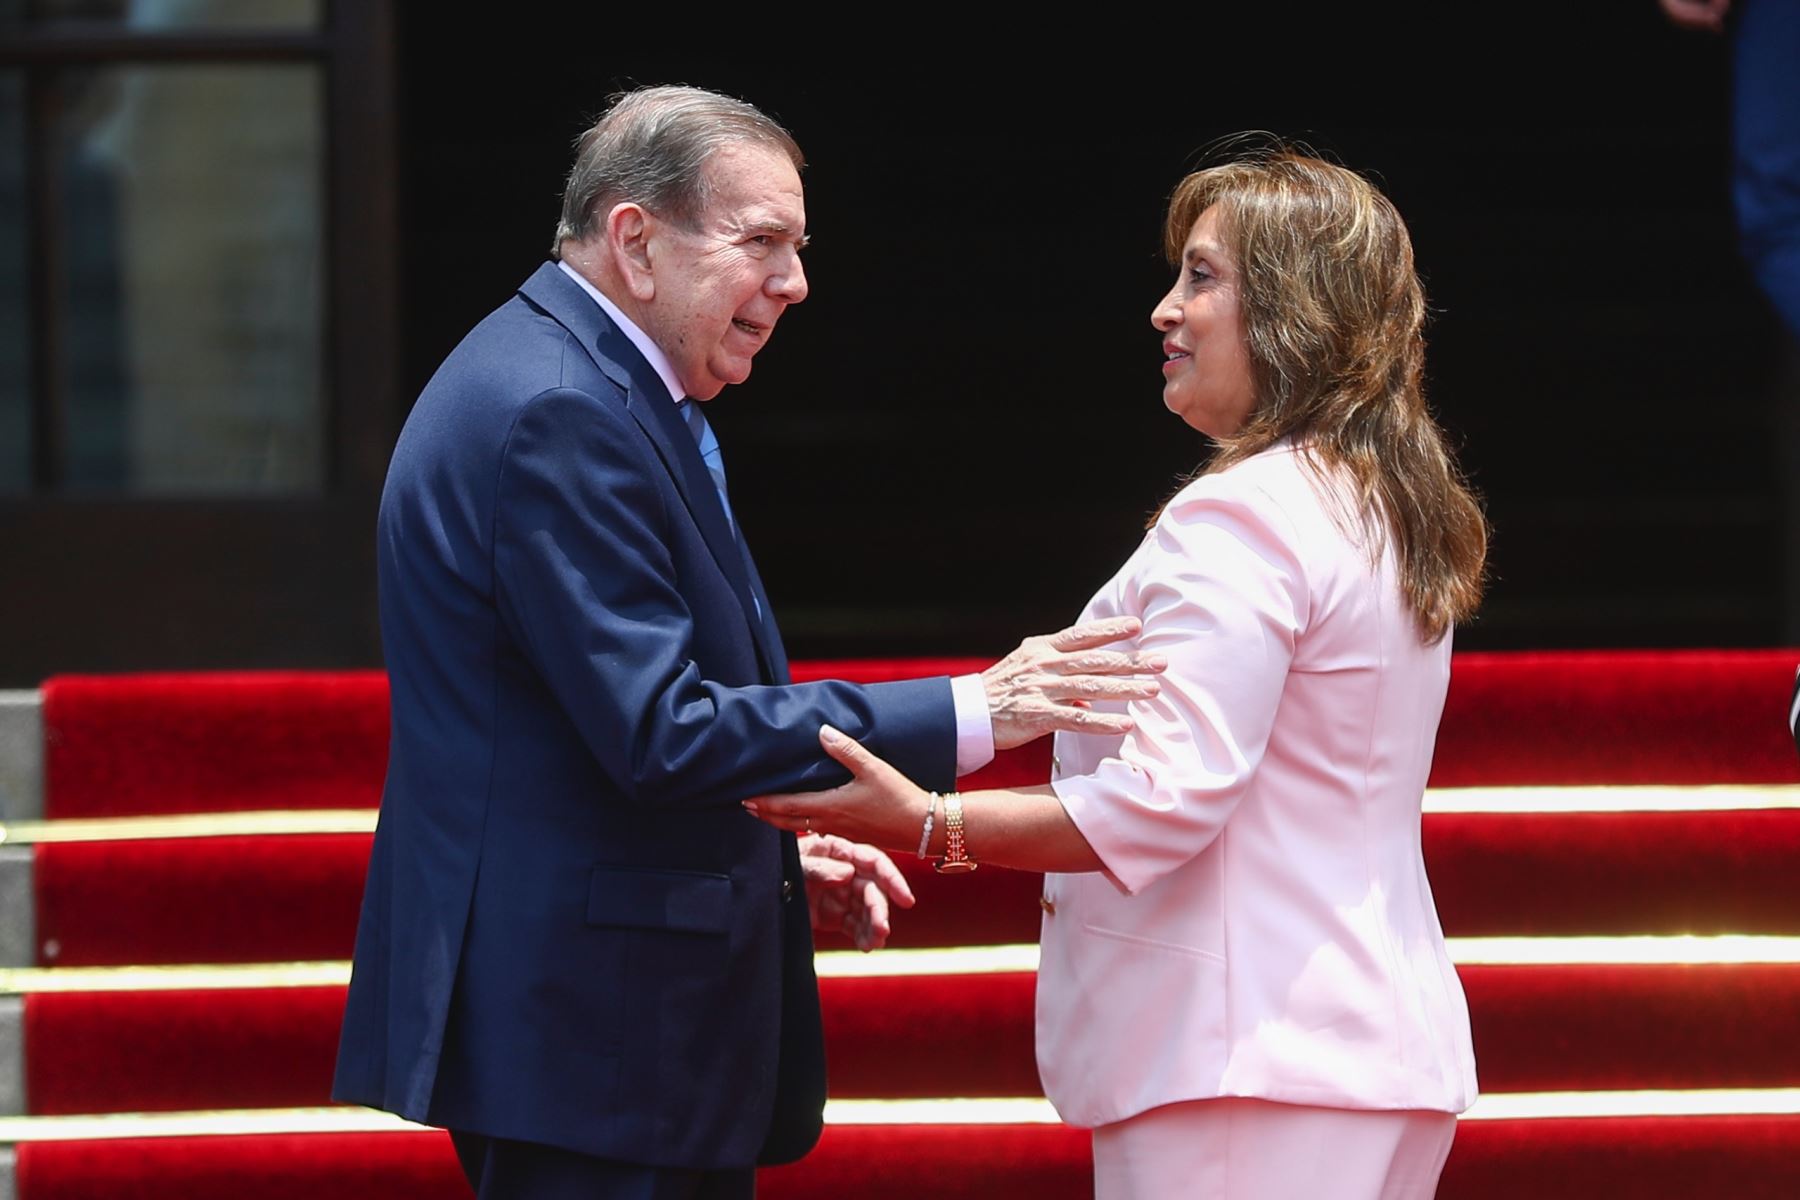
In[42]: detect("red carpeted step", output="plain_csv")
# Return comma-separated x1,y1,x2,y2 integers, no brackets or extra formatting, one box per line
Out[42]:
23,965,1800,1114
32,835,373,967
823,965,1800,1098
24,988,346,1115
763,1123,1095,1199
9,1126,1096,1200
34,807,1800,967
35,663,1023,820
28,832,1043,966
38,651,1800,819
1439,1115,1800,1200
1461,964,1800,1092
13,1118,1800,1200
1424,809,1800,936
1430,650,1800,786
820,973,1040,1100
42,672,392,819
14,1132,464,1200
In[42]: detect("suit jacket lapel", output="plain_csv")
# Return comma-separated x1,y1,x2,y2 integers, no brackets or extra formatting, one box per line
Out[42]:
516,263,780,677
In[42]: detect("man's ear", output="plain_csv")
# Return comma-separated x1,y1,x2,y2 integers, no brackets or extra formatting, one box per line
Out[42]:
604,204,662,302
606,202,656,302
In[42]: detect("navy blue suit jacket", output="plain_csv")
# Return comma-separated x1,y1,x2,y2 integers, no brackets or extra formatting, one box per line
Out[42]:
333,263,958,1168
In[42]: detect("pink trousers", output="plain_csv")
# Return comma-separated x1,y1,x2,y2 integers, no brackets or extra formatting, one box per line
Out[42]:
1090,1097,1457,1200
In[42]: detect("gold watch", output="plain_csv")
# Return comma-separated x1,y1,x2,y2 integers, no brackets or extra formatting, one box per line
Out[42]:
934,792,977,874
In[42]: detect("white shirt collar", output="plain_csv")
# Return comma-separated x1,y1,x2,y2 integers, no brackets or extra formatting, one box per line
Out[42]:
556,259,686,405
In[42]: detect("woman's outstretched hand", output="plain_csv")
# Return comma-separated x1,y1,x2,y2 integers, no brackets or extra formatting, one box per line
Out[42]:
744,725,931,854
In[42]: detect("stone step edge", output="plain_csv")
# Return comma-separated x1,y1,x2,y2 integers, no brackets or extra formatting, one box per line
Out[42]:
0,697,40,825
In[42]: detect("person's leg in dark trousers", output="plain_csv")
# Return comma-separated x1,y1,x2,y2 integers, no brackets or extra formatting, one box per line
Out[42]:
450,1131,756,1200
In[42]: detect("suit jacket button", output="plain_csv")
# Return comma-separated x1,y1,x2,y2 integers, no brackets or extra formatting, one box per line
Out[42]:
782,879,795,902
1039,896,1056,915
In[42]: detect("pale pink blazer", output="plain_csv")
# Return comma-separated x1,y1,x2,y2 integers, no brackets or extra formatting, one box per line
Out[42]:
1038,441,1478,1129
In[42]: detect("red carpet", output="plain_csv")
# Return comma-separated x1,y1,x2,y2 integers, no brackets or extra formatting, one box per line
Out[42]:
15,1133,467,1200
39,651,1800,819
25,988,346,1115
42,672,390,819
10,652,1800,1197
21,964,1800,1114
1423,808,1800,936
15,1119,1800,1200
1427,650,1800,785
30,808,1800,967
1437,1116,1800,1199
32,834,371,967
13,1128,1101,1200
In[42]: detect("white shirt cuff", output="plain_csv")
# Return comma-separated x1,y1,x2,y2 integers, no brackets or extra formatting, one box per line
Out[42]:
949,673,996,777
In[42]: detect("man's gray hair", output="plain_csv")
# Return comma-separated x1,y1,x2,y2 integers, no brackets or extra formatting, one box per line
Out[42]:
551,85,803,256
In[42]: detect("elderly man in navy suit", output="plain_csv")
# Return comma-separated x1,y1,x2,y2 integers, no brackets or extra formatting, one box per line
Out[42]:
333,85,1159,1199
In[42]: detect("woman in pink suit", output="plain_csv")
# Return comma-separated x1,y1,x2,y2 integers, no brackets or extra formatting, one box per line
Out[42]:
749,150,1489,1200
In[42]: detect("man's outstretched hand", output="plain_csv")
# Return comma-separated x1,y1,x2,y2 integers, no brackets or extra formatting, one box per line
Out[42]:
799,832,916,952
983,617,1164,750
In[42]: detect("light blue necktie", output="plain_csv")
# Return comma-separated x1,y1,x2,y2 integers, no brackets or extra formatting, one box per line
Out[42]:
678,399,760,619
678,399,737,532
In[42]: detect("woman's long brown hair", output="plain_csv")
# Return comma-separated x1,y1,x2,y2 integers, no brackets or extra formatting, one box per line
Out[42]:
1163,150,1488,643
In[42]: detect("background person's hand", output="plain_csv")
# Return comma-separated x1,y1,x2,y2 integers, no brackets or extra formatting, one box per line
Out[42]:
1659,0,1730,32
798,829,916,952
982,617,1164,750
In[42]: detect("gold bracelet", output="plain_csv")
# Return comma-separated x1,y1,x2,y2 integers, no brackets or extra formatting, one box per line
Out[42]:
934,792,977,874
